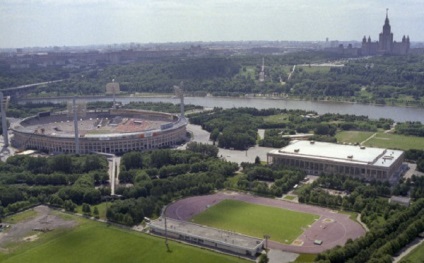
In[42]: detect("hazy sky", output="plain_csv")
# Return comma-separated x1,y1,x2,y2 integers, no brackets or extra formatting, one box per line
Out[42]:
1,0,423,48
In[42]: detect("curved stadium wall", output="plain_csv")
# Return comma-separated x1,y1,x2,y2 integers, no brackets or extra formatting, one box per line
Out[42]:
11,109,187,154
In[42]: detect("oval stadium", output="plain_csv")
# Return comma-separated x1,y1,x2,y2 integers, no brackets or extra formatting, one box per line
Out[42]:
11,108,187,154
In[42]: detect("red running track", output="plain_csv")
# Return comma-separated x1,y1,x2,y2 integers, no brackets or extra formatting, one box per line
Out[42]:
165,192,366,254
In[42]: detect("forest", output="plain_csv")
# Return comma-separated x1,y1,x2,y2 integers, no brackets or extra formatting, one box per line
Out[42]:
0,143,239,227
2,51,424,107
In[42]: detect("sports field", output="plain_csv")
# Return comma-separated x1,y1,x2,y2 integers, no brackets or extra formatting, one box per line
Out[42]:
336,131,424,151
192,199,318,244
0,213,247,263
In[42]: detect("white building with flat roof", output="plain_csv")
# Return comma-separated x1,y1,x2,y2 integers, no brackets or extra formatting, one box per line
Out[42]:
267,141,404,181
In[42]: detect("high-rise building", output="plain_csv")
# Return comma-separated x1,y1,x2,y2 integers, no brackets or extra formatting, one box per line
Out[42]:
361,9,410,55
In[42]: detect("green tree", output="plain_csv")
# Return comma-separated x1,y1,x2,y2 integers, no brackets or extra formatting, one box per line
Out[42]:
121,151,143,170
82,203,91,216
93,206,99,219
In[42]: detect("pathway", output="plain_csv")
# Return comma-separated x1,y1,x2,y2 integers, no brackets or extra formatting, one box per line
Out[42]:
393,238,424,263
360,132,377,145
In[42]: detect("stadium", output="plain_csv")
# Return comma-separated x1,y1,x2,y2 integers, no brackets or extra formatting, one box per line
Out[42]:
10,108,188,154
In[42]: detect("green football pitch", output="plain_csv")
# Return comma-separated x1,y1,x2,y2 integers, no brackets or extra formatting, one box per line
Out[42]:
0,215,248,263
192,199,319,244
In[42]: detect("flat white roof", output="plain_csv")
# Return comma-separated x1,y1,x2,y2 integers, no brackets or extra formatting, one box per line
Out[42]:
268,140,403,168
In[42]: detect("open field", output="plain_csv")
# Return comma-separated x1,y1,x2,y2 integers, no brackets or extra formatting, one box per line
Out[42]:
2,210,38,224
263,114,290,124
335,131,375,144
336,130,424,151
239,66,256,80
364,132,424,151
400,240,424,263
192,199,318,244
0,209,248,263
297,66,332,74
293,253,317,262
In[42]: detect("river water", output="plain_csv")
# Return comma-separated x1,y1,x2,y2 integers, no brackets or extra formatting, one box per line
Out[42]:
23,96,424,123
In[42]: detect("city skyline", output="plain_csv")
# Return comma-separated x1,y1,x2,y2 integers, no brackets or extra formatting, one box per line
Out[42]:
1,0,424,48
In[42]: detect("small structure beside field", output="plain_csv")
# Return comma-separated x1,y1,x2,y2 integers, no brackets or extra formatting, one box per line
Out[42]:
389,196,411,207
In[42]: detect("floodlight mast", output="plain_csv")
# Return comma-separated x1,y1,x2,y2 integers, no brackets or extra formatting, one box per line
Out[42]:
112,79,116,109
73,97,80,154
0,92,9,147
173,82,185,119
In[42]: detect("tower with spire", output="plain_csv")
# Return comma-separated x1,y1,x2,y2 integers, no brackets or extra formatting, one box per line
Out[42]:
361,9,410,56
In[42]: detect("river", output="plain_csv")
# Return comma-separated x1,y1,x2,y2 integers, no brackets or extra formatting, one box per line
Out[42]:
22,96,424,123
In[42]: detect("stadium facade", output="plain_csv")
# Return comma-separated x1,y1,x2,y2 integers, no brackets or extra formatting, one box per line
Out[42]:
267,141,404,181
11,109,187,154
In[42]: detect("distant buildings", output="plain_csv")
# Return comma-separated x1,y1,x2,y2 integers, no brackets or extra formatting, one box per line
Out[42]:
326,10,410,56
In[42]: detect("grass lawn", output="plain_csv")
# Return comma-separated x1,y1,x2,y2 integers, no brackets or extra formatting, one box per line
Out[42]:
364,132,424,151
0,215,248,263
239,66,256,80
400,240,424,263
283,195,296,201
336,131,424,151
297,66,331,74
335,131,375,144
293,253,317,263
263,114,290,124
3,210,38,224
192,200,318,244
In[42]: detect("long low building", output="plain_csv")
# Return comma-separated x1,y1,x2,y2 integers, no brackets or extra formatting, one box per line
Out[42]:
149,218,264,257
267,140,404,181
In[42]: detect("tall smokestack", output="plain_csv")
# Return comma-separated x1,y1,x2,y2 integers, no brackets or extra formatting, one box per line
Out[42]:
73,97,80,154
0,92,8,147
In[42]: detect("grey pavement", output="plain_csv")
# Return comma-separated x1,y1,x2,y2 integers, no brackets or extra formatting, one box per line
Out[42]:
404,163,424,179
186,123,276,164
266,249,298,263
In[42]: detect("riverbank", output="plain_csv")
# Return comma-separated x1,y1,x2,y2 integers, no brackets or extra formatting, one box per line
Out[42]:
19,94,424,123
22,92,424,109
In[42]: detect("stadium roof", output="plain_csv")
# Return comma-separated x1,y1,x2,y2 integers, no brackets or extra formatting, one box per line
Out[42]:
268,140,403,168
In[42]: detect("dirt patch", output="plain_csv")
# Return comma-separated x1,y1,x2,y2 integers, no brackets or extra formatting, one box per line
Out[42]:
292,239,304,246
323,218,335,223
0,206,77,250
23,234,39,242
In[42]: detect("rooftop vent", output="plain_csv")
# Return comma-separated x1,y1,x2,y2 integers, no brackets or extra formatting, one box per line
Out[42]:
383,156,394,160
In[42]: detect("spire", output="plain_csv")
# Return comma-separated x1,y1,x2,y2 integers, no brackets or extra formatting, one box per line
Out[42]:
382,8,391,35
385,8,390,25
